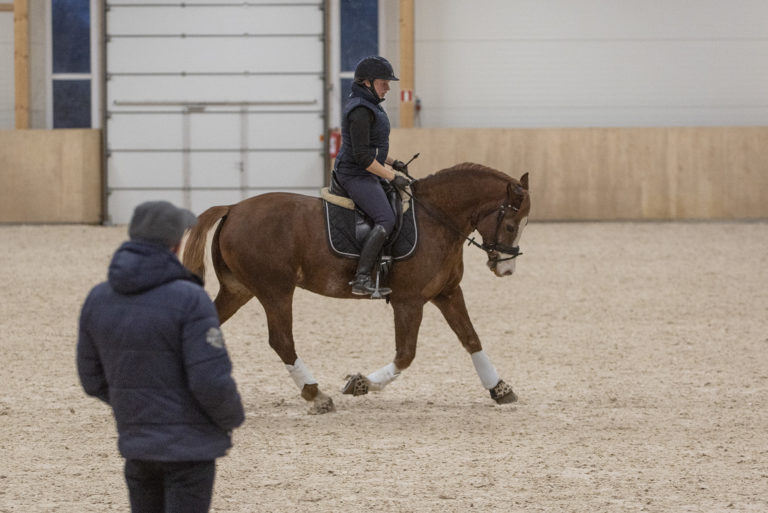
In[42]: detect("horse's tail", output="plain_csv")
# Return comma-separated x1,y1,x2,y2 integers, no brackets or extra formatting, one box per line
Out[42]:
182,205,230,282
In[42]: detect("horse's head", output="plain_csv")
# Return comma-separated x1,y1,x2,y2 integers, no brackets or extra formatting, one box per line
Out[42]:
475,172,530,277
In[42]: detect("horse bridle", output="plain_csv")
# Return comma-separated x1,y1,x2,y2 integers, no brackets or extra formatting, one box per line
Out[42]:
467,186,524,264
474,200,524,264
399,180,525,263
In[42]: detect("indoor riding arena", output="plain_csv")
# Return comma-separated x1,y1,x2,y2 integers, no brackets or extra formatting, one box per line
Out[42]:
2,2,767,513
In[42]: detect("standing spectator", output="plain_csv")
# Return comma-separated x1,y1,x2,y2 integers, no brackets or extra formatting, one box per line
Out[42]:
77,200,245,513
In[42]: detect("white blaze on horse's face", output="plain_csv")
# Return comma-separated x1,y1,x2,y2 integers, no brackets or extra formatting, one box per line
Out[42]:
488,216,528,277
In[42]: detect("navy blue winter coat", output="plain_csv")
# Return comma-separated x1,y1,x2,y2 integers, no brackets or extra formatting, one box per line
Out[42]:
77,240,245,461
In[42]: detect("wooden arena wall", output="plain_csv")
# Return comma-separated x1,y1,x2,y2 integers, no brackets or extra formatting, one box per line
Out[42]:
0,129,101,223
1,127,767,223
391,127,768,220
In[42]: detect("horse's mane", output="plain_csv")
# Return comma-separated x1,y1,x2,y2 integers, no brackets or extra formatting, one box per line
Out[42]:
418,162,514,185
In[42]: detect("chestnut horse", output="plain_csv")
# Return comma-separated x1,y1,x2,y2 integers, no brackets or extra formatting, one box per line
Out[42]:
182,163,530,414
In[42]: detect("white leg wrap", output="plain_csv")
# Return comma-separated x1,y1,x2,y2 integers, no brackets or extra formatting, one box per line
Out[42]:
471,350,500,389
286,358,318,390
366,362,401,392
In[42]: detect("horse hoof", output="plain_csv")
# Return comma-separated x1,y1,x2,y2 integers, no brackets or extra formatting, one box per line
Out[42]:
341,373,369,396
490,380,518,404
308,392,336,415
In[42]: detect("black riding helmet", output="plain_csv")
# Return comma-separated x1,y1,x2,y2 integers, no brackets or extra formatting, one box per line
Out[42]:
354,56,400,83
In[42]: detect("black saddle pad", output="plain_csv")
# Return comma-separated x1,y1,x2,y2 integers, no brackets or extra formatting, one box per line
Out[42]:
323,200,418,260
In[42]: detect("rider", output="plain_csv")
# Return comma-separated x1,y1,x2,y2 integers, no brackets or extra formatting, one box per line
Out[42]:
334,55,411,296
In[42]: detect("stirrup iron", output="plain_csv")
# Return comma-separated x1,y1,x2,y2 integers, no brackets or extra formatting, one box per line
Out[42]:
371,264,392,298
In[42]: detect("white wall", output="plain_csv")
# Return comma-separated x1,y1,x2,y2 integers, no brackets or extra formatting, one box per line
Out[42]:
381,0,400,126
6,2,768,132
0,13,13,128
411,0,768,128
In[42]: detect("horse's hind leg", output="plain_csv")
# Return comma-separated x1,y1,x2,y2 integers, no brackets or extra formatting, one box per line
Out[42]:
260,292,335,414
431,286,517,404
214,276,253,324
211,231,254,324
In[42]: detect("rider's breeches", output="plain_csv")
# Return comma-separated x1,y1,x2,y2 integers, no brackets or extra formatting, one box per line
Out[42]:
335,172,396,233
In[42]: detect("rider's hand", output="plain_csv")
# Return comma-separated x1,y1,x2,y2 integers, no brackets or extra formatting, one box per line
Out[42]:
391,174,411,190
391,160,408,173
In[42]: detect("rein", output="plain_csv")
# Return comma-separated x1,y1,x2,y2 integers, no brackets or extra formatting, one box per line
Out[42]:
398,181,523,263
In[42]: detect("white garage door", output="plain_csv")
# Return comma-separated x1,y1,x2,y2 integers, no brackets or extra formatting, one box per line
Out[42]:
105,0,326,224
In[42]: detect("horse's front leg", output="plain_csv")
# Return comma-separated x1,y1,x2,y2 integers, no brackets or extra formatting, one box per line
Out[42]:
261,296,335,414
431,286,517,404
342,299,424,396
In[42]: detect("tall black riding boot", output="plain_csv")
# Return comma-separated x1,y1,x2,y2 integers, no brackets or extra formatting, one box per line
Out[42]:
350,224,391,296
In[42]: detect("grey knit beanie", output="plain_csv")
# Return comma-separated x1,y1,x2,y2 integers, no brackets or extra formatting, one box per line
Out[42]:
128,201,197,247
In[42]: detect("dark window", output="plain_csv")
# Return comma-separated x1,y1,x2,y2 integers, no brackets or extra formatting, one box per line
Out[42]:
340,0,378,72
53,80,91,128
52,0,91,73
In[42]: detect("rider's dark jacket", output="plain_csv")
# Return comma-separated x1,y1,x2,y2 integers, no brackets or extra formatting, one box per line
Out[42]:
335,81,391,176
77,240,245,462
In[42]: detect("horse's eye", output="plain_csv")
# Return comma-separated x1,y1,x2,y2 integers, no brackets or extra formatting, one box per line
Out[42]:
505,224,515,233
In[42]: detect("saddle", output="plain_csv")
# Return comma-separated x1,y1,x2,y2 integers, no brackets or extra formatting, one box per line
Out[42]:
321,172,418,263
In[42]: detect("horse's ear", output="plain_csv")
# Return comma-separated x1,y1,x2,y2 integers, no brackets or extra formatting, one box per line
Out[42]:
519,172,529,190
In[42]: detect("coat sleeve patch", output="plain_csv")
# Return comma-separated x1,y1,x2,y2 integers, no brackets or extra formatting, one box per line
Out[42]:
205,327,225,349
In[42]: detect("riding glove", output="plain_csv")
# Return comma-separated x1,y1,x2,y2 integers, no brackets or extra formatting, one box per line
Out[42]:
391,160,408,173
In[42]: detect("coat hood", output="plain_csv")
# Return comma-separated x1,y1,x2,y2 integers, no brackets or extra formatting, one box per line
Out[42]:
107,240,201,295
